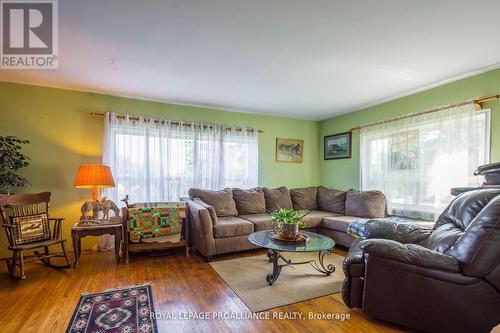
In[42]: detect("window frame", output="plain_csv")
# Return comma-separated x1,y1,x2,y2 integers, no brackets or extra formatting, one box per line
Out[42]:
359,108,491,218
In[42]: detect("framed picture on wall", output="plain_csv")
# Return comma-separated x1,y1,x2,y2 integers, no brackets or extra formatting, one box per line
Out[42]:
276,138,304,163
324,132,351,160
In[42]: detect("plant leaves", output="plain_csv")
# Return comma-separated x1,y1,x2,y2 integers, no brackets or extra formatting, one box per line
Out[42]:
0,136,30,194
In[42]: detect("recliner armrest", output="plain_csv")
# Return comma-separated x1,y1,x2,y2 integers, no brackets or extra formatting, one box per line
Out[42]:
364,220,433,244
343,239,364,275
359,238,460,272
342,239,366,309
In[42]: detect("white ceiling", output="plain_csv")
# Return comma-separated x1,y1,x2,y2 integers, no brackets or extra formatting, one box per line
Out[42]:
1,0,500,120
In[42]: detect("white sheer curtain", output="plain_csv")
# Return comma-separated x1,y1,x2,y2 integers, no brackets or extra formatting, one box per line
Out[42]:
360,105,490,220
102,112,258,204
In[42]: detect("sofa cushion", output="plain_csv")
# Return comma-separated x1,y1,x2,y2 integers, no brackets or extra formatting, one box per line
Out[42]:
345,190,386,218
290,186,318,210
320,228,355,248
214,235,259,254
188,188,238,217
232,188,266,215
317,186,346,214
213,216,254,238
442,189,500,278
263,186,293,212
421,223,463,254
239,213,273,231
301,210,337,228
321,215,365,233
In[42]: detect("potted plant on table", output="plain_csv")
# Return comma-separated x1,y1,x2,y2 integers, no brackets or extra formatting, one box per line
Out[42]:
271,208,306,240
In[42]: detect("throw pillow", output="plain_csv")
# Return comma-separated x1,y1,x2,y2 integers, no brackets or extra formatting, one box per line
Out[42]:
232,188,266,215
263,186,293,212
317,186,346,214
11,213,51,245
290,186,318,210
188,188,238,217
345,190,386,218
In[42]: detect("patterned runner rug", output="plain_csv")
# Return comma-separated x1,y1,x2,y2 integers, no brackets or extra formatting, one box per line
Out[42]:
67,283,158,333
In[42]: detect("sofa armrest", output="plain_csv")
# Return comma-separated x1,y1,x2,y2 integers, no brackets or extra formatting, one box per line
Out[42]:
186,199,216,257
359,238,459,272
364,220,433,244
192,198,218,224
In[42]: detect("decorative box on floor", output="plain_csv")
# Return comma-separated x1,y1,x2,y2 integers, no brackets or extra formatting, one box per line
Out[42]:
122,202,188,263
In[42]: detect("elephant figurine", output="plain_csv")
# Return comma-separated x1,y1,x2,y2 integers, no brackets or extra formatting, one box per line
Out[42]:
80,197,120,221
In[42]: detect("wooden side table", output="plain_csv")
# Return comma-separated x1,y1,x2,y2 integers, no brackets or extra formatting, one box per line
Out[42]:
71,222,124,266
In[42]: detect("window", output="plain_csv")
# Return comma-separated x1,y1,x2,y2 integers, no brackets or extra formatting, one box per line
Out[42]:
102,113,258,203
360,106,490,220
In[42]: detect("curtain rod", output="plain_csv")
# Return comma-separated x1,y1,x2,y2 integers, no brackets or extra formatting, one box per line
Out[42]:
350,94,499,131
88,112,264,133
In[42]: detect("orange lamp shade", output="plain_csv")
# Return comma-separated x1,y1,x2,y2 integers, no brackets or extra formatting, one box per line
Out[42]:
74,165,115,188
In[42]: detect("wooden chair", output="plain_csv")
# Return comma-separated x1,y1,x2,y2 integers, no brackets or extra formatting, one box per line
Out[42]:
0,192,72,279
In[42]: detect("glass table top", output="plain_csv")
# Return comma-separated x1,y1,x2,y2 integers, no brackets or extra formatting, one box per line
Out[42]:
248,230,335,252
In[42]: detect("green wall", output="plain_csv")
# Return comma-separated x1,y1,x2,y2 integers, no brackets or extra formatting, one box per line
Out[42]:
320,68,500,190
0,82,320,258
1,68,499,258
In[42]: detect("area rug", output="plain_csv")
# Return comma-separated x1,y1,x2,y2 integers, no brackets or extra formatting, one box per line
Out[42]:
209,252,345,312
67,283,158,333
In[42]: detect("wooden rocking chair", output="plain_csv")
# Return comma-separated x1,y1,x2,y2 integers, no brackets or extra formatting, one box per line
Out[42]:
0,192,72,279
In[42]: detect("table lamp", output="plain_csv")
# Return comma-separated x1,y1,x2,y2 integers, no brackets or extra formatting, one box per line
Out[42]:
74,165,115,200
74,165,118,222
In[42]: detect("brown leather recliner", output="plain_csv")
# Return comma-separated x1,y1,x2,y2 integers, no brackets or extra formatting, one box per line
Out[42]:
342,189,500,333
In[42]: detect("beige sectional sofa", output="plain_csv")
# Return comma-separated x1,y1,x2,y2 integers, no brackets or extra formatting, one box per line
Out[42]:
186,186,386,260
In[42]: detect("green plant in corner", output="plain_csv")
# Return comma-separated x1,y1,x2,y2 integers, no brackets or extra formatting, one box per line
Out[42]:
0,136,30,194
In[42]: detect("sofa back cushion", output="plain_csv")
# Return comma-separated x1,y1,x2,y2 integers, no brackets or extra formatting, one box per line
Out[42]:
440,189,500,278
421,223,462,253
232,188,266,215
188,188,238,217
263,186,293,212
290,186,318,210
345,190,386,218
317,186,346,214
434,188,498,230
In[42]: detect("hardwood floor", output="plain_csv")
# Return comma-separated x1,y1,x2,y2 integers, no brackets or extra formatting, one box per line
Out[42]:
0,248,405,333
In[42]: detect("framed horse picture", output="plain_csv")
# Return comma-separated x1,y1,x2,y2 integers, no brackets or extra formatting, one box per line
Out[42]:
324,132,351,160
276,138,304,163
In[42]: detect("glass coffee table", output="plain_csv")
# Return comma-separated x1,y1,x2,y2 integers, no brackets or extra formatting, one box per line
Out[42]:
248,230,336,285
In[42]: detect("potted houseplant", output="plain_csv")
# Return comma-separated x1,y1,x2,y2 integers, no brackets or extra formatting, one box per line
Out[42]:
0,136,30,194
271,208,305,240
